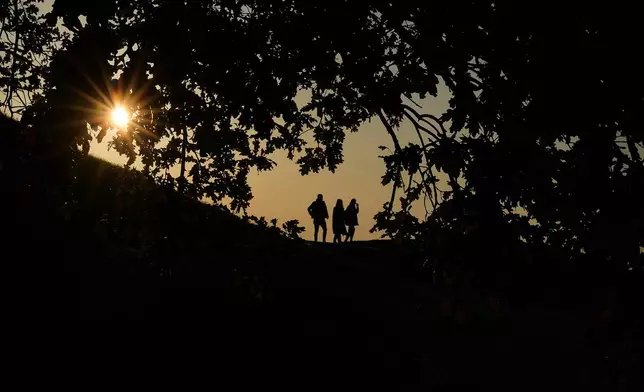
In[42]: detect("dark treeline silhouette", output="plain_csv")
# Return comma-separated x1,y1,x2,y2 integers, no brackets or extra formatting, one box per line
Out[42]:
1,0,643,389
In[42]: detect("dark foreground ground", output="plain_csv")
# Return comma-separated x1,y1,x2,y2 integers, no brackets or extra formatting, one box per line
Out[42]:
2,154,642,390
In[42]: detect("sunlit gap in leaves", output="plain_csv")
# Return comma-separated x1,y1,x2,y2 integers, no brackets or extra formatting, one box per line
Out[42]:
76,59,162,165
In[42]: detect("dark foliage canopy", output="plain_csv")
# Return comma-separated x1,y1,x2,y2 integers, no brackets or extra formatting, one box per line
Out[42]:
4,1,643,270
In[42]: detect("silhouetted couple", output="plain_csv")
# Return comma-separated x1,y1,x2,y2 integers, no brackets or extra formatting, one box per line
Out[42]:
308,194,359,243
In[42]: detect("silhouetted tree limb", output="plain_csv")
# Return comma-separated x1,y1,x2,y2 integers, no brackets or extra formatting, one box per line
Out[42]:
626,135,642,164
377,109,403,216
401,109,440,144
401,104,447,137
378,110,402,153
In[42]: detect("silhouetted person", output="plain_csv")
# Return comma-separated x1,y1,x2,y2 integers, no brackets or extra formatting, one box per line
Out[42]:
344,199,359,242
308,194,328,242
332,199,347,243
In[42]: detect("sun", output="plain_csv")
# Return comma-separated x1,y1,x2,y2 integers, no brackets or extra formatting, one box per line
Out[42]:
111,106,129,128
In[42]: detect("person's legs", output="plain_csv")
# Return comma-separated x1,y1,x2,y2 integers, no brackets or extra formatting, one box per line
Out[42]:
313,222,320,242
347,225,355,242
320,220,327,242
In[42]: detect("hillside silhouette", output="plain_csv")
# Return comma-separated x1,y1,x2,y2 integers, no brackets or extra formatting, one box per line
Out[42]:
5,140,431,320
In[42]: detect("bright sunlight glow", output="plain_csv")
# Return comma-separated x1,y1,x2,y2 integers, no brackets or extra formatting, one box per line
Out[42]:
111,106,129,127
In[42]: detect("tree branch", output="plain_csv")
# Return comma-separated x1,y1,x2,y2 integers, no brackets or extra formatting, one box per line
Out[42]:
401,103,448,136
404,108,440,213
377,109,402,153
401,109,440,143
405,171,414,193
377,110,401,215
404,94,424,109
626,134,642,165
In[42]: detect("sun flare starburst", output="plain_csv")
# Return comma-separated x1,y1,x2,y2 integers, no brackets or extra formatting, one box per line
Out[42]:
111,106,129,128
